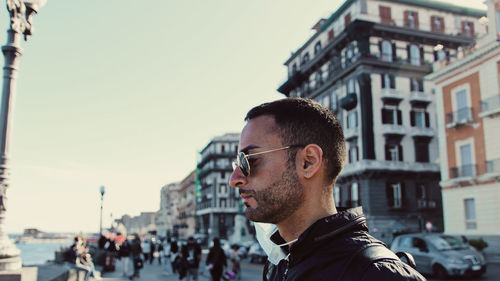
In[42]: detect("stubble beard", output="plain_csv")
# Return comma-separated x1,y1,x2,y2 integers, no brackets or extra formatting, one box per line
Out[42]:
244,163,304,224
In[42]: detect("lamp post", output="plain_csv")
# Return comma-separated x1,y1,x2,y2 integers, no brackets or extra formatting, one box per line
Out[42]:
99,185,105,236
0,0,46,272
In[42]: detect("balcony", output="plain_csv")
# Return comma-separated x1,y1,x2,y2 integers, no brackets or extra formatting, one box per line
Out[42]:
449,164,478,179
341,160,439,177
409,91,433,105
410,126,434,137
445,107,474,128
380,88,403,103
479,95,500,118
344,127,358,140
417,199,437,209
381,124,406,136
486,158,500,174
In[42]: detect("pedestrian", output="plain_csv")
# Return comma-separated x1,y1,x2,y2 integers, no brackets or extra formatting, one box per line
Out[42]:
149,238,156,264
205,237,227,281
129,235,143,280
229,245,241,280
142,239,151,265
229,98,426,281
184,236,202,281
158,240,164,265
170,239,179,274
161,238,173,275
118,238,132,278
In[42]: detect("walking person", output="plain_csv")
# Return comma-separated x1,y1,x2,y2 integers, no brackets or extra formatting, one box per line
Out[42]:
157,240,164,265
118,238,132,278
205,238,227,281
170,239,179,274
184,236,202,281
142,239,151,265
229,98,426,281
161,238,173,276
149,238,156,264
129,235,143,280
229,245,241,280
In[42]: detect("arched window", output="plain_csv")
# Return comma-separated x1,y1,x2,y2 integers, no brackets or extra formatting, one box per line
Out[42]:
381,40,392,62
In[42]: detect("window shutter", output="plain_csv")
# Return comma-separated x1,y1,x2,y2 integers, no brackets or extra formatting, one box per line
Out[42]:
419,47,424,65
418,79,424,91
406,45,411,62
390,75,395,89
392,43,397,61
410,111,415,126
470,22,475,37
416,184,422,198
461,21,466,35
401,182,406,207
425,112,430,127
445,50,450,61
433,50,438,61
410,79,415,91
381,74,385,88
440,17,445,33
382,108,388,123
345,13,351,26
414,12,419,29
397,110,402,125
386,183,394,207
404,11,409,27
348,148,352,163
328,29,334,42
356,146,359,161
398,145,403,161
430,16,436,32
379,40,383,58
385,145,390,161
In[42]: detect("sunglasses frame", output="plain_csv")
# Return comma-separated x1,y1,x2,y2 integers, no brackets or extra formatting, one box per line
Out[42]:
232,145,304,176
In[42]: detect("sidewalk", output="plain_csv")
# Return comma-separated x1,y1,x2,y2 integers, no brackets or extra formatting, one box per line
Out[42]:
100,259,212,281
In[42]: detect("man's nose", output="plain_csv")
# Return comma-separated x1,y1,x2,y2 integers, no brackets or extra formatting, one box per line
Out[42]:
229,166,247,188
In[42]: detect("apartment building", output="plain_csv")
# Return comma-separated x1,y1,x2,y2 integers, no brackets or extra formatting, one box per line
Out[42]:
196,133,244,241
277,0,485,243
176,170,197,240
426,0,500,256
155,182,180,238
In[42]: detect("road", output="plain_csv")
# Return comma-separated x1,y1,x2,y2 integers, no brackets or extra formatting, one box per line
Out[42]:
101,257,499,280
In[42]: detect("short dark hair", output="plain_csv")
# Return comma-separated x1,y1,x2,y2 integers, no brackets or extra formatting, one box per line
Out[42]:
245,98,345,183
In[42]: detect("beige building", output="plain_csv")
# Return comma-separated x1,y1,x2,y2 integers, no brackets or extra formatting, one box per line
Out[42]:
426,0,500,257
177,170,197,240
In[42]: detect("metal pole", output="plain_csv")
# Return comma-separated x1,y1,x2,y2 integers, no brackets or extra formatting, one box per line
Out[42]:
100,193,103,236
0,0,45,272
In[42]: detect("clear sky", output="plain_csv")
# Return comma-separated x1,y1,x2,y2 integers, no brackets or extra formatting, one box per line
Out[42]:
0,0,486,234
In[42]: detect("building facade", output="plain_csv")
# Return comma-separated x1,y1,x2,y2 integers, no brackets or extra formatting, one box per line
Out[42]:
176,170,197,240
121,212,157,236
196,133,246,242
277,0,486,243
426,0,500,256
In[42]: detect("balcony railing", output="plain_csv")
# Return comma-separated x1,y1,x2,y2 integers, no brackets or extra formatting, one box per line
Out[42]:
409,91,432,104
480,94,500,118
380,88,403,102
381,124,406,136
410,127,434,137
344,127,359,140
446,107,474,128
450,164,477,178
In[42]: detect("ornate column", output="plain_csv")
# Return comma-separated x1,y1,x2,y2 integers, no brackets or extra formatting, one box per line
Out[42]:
0,0,46,271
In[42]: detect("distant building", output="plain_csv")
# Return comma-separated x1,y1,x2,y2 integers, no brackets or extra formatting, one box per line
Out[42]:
426,0,500,256
196,133,251,242
277,0,486,242
121,212,157,236
177,170,197,240
156,182,180,238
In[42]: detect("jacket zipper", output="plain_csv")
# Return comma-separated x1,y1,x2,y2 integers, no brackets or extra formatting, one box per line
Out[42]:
281,253,291,281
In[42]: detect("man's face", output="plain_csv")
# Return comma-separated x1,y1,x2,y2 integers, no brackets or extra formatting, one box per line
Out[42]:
229,115,304,224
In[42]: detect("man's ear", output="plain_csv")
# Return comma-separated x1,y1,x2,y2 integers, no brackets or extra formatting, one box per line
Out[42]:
299,144,323,179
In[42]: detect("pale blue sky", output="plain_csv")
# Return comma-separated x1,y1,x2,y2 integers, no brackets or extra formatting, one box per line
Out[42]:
1,0,485,233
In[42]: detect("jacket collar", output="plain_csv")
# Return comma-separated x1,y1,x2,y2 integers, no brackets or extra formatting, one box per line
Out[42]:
269,207,368,263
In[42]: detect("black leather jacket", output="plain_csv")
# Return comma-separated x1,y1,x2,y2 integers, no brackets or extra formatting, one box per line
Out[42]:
263,207,426,281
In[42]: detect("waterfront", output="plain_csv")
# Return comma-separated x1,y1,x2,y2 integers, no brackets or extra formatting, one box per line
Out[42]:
17,242,69,265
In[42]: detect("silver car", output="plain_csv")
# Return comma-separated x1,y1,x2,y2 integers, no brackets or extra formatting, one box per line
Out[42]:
390,233,487,279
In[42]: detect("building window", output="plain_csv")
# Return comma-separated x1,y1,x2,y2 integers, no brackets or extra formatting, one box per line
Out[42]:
291,63,297,75
347,110,358,129
220,172,225,179
456,89,471,122
464,198,477,229
347,79,356,94
434,49,447,62
431,16,444,32
460,144,474,177
381,74,395,89
320,94,330,108
379,6,392,24
387,182,403,208
385,143,403,161
381,106,402,125
330,90,338,112
221,144,225,153
328,29,334,41
462,21,474,37
350,182,359,207
314,41,322,55
410,109,429,128
220,199,227,208
405,11,419,29
334,185,340,206
344,12,351,26
220,184,227,194
415,139,430,163
381,40,393,62
348,143,359,163
302,52,310,65
410,78,423,92
409,44,421,66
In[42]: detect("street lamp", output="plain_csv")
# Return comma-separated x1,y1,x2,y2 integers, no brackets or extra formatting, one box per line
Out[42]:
0,0,46,272
99,185,105,236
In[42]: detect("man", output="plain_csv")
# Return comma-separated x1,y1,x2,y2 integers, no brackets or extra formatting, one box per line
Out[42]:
229,98,425,281
183,236,202,281
118,238,132,277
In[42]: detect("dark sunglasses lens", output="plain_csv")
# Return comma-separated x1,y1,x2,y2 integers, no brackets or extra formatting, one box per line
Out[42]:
238,152,249,176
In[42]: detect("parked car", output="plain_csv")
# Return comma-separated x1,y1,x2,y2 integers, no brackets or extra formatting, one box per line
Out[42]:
248,242,267,264
390,233,487,279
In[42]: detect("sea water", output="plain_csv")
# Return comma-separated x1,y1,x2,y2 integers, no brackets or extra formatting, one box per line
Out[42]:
17,242,70,265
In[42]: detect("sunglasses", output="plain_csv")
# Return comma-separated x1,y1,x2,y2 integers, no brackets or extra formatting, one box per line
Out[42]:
232,145,304,176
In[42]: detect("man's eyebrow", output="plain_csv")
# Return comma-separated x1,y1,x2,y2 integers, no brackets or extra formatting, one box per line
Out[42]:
240,145,260,154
